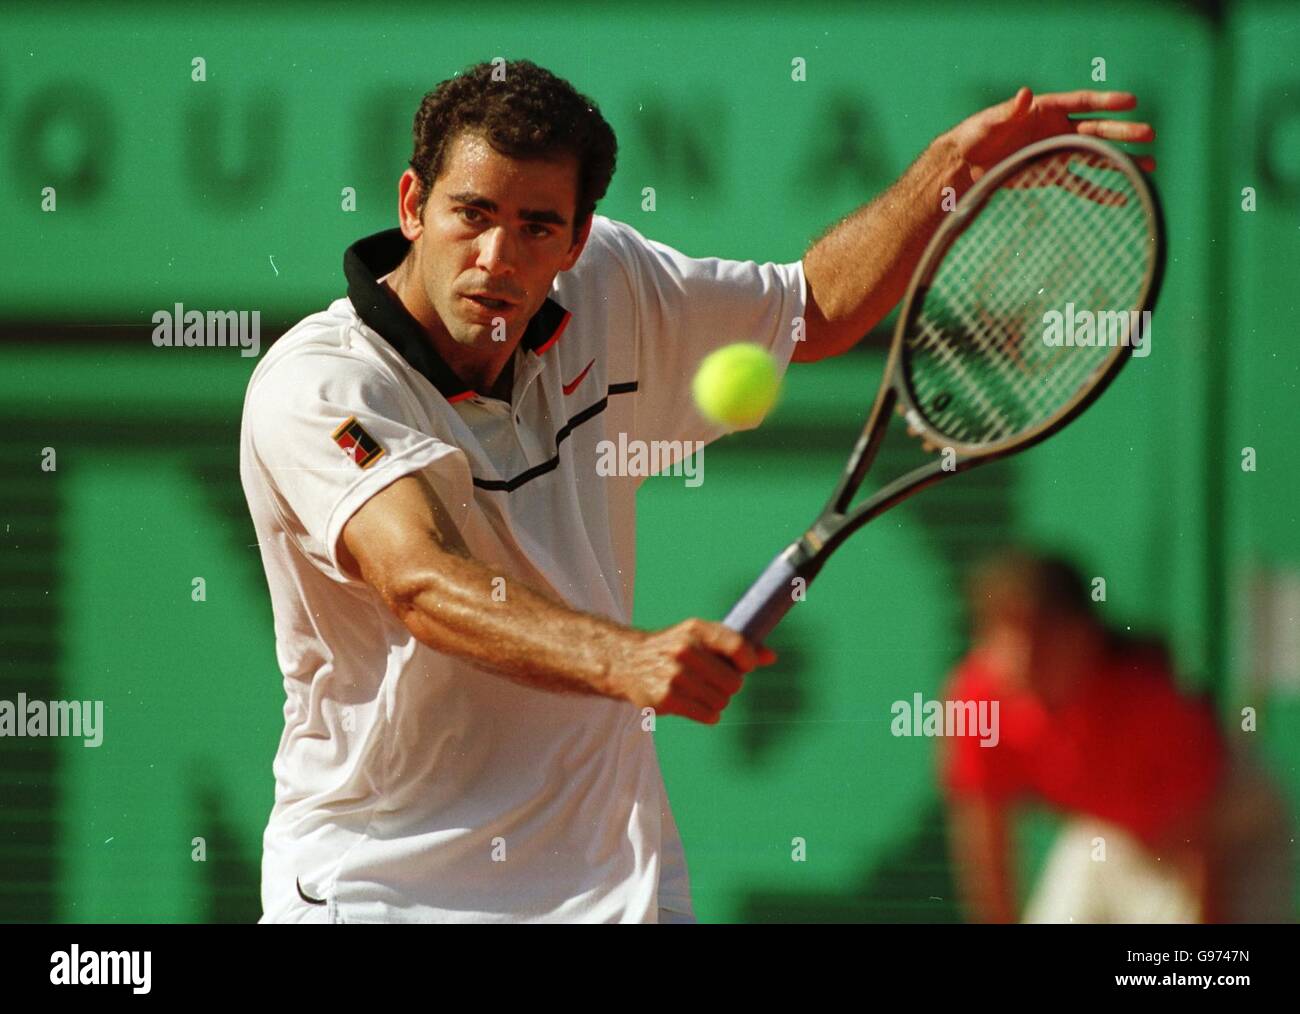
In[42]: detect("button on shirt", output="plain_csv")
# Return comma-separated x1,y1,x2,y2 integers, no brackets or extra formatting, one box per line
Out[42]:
239,214,807,922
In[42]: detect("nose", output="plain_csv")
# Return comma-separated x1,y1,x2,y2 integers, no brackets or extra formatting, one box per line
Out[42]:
475,226,518,278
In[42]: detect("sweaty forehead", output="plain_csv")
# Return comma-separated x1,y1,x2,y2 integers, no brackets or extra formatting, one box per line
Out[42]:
435,132,578,209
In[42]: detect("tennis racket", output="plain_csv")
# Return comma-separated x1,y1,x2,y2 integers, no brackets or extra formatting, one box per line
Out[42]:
723,134,1165,644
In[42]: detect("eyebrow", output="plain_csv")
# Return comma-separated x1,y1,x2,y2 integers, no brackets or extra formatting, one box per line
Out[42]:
446,191,568,227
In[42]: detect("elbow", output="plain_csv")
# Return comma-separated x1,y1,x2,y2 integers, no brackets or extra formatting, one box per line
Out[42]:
375,564,438,635
381,551,479,647
386,576,422,625
795,290,838,363
797,279,865,362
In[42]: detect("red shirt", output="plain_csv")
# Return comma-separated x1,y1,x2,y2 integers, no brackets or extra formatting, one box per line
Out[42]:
941,641,1224,848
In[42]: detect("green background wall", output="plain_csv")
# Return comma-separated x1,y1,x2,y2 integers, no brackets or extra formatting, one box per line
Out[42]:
1,0,1296,922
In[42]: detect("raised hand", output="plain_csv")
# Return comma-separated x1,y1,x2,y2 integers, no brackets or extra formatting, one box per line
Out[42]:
948,87,1156,183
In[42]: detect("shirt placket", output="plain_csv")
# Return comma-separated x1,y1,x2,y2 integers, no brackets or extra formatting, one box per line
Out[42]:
507,351,552,466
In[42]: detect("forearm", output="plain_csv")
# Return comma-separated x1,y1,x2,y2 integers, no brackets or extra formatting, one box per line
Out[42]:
950,797,1018,923
343,473,764,723
381,547,635,700
798,134,972,361
971,843,1018,925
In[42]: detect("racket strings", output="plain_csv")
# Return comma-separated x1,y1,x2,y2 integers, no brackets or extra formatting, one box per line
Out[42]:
905,149,1153,446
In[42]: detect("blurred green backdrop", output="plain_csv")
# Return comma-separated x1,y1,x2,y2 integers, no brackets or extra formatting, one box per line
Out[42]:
1,0,1297,922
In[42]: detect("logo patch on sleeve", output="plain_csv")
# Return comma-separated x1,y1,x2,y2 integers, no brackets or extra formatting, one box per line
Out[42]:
332,416,385,469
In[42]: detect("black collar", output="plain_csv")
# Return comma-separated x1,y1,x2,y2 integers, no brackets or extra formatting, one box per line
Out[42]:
343,228,571,402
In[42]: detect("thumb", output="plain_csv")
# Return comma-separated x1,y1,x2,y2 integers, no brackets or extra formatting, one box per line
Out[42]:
1005,86,1033,118
971,86,1033,137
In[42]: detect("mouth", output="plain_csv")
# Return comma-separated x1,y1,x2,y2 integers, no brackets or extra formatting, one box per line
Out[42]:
463,293,518,314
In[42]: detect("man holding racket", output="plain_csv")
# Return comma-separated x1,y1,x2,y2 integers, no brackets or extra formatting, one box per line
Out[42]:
239,58,1154,923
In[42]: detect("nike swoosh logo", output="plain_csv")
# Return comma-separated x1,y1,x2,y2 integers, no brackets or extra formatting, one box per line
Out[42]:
296,877,327,906
562,358,596,396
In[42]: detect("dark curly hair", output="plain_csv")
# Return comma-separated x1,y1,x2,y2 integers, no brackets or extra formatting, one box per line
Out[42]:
967,549,1096,627
409,59,618,242
965,548,1173,672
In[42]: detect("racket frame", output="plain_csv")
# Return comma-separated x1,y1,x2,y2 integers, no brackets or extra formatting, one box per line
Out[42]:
724,134,1166,643
893,133,1167,462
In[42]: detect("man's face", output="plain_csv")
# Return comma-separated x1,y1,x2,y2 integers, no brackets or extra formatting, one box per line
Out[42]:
978,598,1091,709
400,130,588,349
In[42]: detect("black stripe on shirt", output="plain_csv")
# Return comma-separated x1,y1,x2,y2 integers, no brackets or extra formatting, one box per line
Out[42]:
472,381,638,493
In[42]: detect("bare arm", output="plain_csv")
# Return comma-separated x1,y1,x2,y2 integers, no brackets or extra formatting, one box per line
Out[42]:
796,137,969,362
797,88,1155,362
340,472,774,723
947,796,1018,924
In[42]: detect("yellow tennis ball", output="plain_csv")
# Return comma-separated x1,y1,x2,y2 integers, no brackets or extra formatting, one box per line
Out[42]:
692,342,781,427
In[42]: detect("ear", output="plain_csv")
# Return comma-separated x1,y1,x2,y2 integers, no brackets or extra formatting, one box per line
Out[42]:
560,215,594,271
398,169,425,240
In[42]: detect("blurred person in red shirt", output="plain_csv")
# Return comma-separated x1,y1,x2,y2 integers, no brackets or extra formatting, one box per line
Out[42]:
941,550,1293,923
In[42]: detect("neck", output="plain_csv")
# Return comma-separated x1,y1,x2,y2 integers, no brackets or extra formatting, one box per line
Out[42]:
385,259,519,396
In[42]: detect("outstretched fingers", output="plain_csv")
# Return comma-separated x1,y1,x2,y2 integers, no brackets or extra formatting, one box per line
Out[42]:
1074,118,1156,144
1036,89,1138,114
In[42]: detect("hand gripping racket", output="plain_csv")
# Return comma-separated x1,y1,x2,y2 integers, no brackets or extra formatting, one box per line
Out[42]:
723,134,1165,644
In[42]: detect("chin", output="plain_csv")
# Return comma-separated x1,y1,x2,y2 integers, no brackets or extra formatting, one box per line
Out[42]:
448,328,486,347
443,319,493,347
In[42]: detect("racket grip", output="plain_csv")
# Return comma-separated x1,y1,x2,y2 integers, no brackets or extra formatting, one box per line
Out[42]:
722,543,804,645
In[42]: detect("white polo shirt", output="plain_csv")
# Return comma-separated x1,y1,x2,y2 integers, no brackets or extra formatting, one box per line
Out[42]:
239,214,807,923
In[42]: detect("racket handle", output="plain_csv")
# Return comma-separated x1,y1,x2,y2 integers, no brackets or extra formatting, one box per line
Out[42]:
722,543,805,645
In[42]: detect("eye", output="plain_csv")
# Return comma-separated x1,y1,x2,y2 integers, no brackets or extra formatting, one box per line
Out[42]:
526,224,553,238
457,207,485,224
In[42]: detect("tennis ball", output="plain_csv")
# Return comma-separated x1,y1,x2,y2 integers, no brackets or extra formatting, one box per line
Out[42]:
692,343,781,428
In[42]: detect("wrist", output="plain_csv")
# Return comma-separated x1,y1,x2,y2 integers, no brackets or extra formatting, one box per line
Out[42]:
926,131,977,202
585,622,643,702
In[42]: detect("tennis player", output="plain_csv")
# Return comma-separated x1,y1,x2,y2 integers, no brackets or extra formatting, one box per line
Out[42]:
239,58,1154,923
941,551,1293,923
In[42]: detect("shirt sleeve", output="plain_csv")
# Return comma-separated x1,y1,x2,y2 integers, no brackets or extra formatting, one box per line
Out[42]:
604,218,808,450
242,349,474,582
